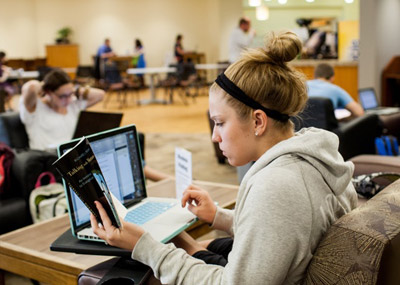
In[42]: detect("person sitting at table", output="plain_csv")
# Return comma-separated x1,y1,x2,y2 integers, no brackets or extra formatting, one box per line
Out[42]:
307,63,364,117
95,38,116,80
174,34,186,63
0,51,17,111
90,30,357,284
132,38,146,87
97,38,116,59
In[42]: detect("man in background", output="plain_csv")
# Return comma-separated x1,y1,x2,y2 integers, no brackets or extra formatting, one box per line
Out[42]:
229,17,255,63
96,38,116,59
95,38,116,80
307,63,364,117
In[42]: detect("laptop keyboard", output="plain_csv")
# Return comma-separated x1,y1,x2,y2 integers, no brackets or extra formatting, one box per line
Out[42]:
124,201,177,225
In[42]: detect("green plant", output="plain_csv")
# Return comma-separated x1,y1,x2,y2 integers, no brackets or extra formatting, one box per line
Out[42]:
56,27,72,44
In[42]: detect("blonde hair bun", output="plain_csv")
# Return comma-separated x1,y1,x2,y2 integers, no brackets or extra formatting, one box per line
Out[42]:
264,30,302,64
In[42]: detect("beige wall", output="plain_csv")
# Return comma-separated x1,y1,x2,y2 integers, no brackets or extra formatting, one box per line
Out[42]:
1,0,242,66
359,0,400,100
0,0,37,58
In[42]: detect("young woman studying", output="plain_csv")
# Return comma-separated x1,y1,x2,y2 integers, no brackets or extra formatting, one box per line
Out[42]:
19,68,169,182
90,31,357,284
19,68,105,151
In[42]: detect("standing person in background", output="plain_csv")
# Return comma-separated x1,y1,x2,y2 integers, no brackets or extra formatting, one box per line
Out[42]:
174,34,185,63
0,51,16,111
229,17,255,63
90,31,357,284
307,63,364,117
132,39,146,87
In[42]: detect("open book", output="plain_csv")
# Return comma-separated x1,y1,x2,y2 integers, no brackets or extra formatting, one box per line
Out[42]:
53,137,121,228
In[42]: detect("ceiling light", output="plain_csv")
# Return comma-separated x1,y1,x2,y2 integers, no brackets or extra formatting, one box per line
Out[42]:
249,0,261,7
278,0,288,4
256,5,269,21
306,0,314,2
344,0,354,3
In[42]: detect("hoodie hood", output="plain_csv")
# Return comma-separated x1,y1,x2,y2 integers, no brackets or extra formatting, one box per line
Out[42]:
245,127,354,197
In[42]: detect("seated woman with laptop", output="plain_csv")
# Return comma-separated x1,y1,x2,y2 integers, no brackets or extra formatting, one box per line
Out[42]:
90,31,357,284
20,68,169,181
20,68,105,151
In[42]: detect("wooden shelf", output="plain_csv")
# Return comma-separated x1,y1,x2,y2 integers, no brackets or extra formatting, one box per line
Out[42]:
382,56,400,106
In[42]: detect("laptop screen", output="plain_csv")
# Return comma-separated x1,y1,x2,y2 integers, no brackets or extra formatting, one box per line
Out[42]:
359,88,378,110
59,125,146,229
73,111,123,139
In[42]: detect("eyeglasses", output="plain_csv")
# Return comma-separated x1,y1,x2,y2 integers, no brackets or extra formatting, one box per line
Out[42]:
54,92,73,100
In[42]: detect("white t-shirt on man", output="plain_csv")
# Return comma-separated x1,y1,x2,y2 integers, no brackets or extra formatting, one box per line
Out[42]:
19,97,87,151
229,27,255,63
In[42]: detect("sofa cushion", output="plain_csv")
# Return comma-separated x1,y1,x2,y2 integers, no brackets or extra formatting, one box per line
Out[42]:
11,149,59,200
0,112,29,150
304,179,400,284
350,155,400,177
0,197,31,234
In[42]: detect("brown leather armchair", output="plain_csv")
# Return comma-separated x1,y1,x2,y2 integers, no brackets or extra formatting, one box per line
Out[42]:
0,112,60,234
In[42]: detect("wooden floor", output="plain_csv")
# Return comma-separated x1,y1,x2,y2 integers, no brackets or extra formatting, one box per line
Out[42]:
88,88,211,134
11,87,211,134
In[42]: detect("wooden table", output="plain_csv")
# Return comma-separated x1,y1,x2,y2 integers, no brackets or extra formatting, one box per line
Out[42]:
0,178,238,285
8,70,39,80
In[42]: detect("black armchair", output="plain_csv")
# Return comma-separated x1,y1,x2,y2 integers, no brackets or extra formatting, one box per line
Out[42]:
0,112,59,234
293,97,383,161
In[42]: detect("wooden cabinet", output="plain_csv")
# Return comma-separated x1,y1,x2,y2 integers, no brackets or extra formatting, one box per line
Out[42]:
333,65,358,101
382,56,400,107
183,52,205,64
46,44,79,78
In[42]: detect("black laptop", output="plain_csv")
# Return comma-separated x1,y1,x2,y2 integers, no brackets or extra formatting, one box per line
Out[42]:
73,111,123,139
358,88,400,115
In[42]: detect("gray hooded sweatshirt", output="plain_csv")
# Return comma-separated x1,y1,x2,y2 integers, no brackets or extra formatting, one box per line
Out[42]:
132,128,358,284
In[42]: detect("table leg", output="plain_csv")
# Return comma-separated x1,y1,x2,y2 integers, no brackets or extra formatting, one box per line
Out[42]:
0,89,6,113
137,75,168,105
0,270,4,285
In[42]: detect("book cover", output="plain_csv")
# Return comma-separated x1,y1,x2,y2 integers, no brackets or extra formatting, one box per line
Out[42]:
53,137,121,228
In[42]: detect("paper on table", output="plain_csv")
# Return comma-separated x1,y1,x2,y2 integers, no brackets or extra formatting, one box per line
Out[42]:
334,108,351,120
175,147,192,200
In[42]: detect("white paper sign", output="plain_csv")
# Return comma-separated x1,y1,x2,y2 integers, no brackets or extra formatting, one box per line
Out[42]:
175,147,192,200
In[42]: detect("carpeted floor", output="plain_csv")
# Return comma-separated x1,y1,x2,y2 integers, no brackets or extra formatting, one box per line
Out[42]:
145,133,238,185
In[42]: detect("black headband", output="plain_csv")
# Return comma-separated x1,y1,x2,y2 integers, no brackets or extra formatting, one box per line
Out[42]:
215,73,290,122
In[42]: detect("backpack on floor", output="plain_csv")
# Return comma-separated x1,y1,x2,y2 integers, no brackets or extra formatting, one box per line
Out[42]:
375,135,399,156
29,171,68,223
352,172,400,199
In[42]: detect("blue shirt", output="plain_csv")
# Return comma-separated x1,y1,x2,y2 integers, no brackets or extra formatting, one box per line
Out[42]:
96,44,112,57
306,79,353,109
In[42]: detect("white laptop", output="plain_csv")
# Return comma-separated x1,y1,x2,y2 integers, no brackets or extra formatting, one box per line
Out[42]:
358,88,400,115
57,125,196,243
